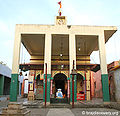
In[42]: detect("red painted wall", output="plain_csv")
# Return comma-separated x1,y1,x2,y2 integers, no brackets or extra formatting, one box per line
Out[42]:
91,71,102,98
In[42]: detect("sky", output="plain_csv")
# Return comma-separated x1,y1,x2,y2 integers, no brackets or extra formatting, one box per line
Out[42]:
0,0,120,69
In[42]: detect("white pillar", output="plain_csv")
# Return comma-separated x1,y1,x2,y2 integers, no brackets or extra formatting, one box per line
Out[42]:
69,34,76,73
98,33,110,102
44,33,52,74
98,34,107,74
10,26,21,101
69,34,77,103
43,33,51,104
12,27,21,74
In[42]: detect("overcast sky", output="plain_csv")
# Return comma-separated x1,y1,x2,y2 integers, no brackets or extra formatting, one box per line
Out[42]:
0,0,120,69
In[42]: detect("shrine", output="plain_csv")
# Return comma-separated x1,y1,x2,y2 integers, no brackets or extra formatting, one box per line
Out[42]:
10,2,117,106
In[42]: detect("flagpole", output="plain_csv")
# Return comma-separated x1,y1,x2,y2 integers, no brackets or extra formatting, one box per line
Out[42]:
58,1,62,16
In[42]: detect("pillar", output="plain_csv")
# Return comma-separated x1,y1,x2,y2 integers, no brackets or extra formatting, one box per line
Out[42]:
43,33,51,105
0,75,5,95
98,33,110,102
10,27,21,102
69,34,77,103
84,71,87,100
50,77,53,97
86,71,91,100
67,77,70,98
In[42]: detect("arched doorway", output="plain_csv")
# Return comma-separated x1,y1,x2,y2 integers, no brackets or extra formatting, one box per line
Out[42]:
53,73,67,98
35,74,43,99
109,76,116,101
77,73,85,100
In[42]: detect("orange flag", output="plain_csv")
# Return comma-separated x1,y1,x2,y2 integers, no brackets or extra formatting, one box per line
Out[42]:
58,1,62,8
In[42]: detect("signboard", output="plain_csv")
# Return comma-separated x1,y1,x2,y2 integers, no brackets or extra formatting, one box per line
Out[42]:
29,71,34,82
30,83,33,90
28,71,35,91
24,79,28,94
77,93,85,100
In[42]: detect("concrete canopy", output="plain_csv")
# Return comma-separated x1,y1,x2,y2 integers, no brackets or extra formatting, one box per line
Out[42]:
21,25,117,56
52,34,69,56
21,34,45,56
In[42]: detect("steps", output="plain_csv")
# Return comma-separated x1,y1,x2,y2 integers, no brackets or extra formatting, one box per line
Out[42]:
23,100,42,108
48,103,71,108
50,98,69,103
0,102,31,116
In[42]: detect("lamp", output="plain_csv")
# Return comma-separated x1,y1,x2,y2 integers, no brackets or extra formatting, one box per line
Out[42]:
60,53,63,57
78,42,80,51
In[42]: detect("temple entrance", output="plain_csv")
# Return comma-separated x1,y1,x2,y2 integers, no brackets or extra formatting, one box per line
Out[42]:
35,74,43,99
109,76,116,101
77,73,85,100
54,73,67,98
51,73,68,103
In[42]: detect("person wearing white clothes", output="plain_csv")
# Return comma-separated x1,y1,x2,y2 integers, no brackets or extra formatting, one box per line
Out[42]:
19,72,24,96
56,89,63,98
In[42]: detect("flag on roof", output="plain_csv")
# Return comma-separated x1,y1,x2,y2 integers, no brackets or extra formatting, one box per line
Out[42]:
58,1,62,8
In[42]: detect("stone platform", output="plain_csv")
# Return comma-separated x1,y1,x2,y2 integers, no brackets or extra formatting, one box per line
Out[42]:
50,98,69,103
0,102,31,116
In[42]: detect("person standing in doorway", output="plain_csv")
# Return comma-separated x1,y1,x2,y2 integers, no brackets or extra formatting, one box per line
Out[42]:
19,72,24,96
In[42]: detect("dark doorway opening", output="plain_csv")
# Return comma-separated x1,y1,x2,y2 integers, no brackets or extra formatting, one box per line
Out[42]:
53,73,67,98
4,77,11,95
35,74,43,100
77,73,84,93
76,73,85,100
51,73,68,103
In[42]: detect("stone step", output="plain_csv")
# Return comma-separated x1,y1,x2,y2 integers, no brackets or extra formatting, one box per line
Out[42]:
2,107,27,114
0,110,31,116
0,103,31,116
50,98,69,103
23,104,39,108
48,103,71,108
23,101,41,108
8,102,22,109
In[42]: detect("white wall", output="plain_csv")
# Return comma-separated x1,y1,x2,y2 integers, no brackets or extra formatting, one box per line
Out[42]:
0,64,11,78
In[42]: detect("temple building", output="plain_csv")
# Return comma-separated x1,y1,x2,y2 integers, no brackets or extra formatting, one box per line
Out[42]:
10,15,117,105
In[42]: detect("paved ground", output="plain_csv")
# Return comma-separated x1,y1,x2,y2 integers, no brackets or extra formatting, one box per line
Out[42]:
71,108,120,116
29,108,120,116
29,108,49,116
47,108,74,116
0,96,120,116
